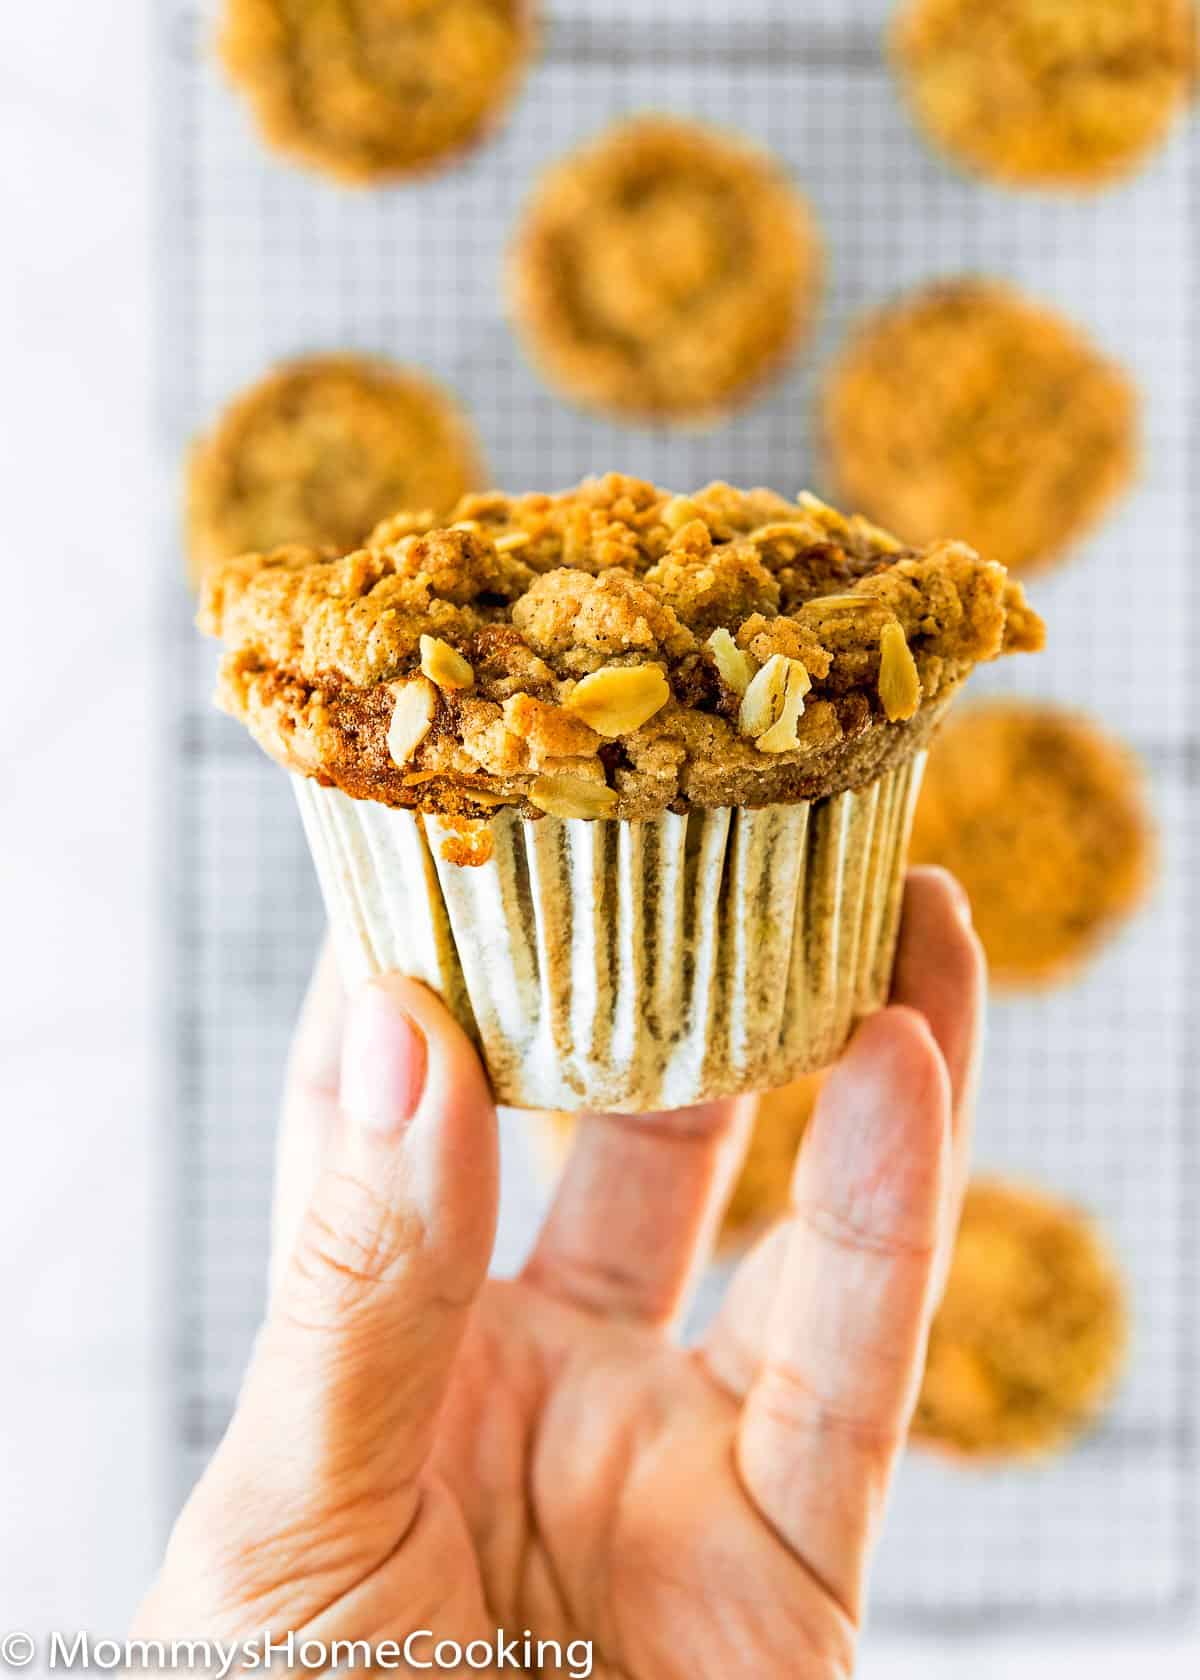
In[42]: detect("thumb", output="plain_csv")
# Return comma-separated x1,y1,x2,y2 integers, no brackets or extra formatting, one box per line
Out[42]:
200,975,498,1568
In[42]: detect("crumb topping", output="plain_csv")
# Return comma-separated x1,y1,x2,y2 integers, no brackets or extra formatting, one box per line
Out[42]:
219,0,534,183
893,0,1196,188
200,474,1044,826
823,278,1137,576
508,118,823,420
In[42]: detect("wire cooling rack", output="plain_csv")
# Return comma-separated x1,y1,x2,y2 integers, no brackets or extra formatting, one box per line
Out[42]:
157,0,1199,1630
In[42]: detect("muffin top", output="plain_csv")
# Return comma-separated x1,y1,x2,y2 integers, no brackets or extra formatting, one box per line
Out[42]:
909,700,1153,986
199,474,1043,828
914,1180,1127,1459
219,0,535,183
508,117,822,422
823,278,1137,576
892,0,1196,189
187,354,485,579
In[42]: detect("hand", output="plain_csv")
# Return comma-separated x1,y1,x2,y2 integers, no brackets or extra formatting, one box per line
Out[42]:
134,869,982,1677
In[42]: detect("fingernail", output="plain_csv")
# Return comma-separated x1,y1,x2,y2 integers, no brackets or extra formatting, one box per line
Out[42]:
341,982,427,1134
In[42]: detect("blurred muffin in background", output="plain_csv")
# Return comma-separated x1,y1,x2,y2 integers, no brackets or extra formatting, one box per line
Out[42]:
910,701,1154,988
720,1074,824,1244
509,117,823,424
892,0,1196,190
822,278,1137,577
187,353,485,579
914,1179,1128,1459
219,0,536,184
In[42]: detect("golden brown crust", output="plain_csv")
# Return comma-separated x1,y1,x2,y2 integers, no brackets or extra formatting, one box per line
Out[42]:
199,474,1044,822
508,118,823,422
823,278,1137,577
909,701,1154,987
219,0,535,184
892,0,1196,189
914,1180,1128,1459
186,354,485,579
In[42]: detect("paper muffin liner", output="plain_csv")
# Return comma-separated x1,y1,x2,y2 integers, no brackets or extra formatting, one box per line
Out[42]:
294,753,925,1112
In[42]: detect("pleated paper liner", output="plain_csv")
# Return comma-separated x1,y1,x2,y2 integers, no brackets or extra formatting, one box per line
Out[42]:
294,752,925,1112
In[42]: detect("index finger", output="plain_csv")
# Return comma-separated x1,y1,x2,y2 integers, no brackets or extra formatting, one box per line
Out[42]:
736,1006,952,1620
522,1095,757,1328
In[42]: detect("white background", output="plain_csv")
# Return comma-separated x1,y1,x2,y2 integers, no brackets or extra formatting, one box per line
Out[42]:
0,2,1196,1673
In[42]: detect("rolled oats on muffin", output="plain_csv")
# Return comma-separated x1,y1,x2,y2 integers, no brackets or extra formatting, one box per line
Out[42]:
200,474,1043,1110
914,1180,1128,1459
892,0,1196,191
822,278,1137,577
909,700,1154,988
219,0,536,184
508,118,823,424
187,354,485,580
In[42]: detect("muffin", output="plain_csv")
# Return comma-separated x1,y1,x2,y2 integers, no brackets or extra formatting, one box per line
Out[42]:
219,0,535,184
822,278,1138,577
187,354,485,578
199,474,1042,1111
909,701,1154,988
892,0,1196,190
508,118,823,424
720,1074,824,1241
914,1180,1128,1459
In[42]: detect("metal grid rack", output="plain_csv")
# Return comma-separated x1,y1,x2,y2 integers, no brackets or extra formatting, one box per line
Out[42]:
158,0,1199,1630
